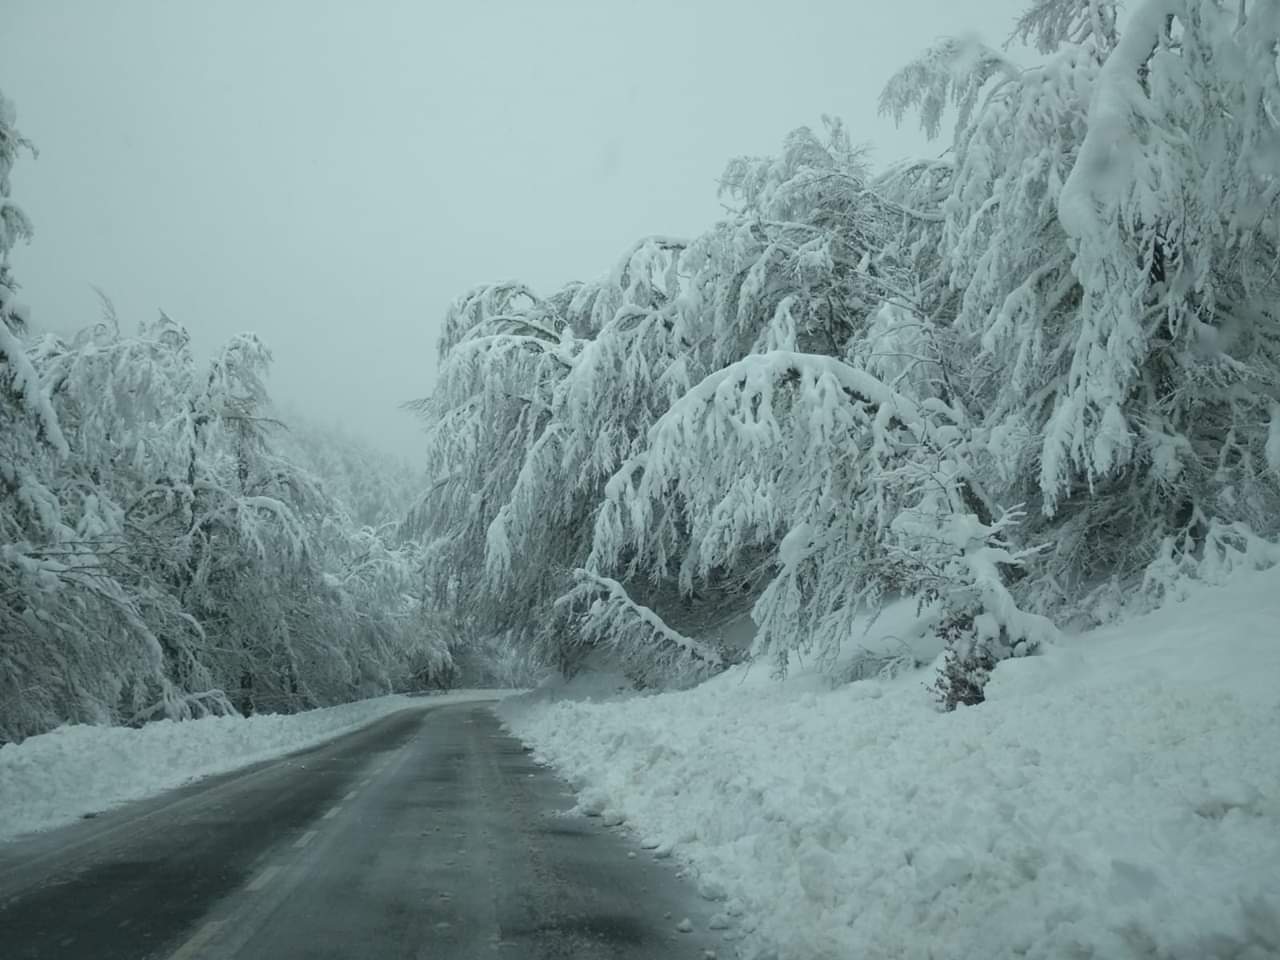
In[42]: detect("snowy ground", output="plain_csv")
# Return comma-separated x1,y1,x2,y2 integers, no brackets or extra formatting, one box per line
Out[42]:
502,570,1280,960
0,690,508,842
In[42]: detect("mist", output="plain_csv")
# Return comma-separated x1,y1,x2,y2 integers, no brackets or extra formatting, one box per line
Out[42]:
3,0,1025,455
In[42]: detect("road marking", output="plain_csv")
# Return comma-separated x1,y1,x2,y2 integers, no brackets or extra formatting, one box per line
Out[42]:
294,830,318,849
343,790,358,802
246,865,281,891
322,805,341,820
168,920,224,960
359,777,373,787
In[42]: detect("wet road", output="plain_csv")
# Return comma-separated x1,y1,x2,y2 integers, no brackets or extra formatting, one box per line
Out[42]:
0,704,729,959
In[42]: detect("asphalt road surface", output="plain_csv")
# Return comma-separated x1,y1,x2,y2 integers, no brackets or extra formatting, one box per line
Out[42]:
0,703,731,959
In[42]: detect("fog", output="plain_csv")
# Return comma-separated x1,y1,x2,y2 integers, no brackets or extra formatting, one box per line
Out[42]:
3,0,1025,456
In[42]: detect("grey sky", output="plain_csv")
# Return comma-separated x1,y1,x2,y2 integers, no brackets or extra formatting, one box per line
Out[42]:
3,0,1026,456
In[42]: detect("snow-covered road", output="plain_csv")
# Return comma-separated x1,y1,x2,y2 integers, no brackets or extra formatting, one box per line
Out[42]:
0,703,725,959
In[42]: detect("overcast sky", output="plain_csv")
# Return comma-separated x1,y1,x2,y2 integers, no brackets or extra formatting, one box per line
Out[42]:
3,0,1027,456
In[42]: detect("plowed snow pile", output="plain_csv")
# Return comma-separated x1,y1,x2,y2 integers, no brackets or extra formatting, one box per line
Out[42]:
503,571,1280,960
0,690,507,841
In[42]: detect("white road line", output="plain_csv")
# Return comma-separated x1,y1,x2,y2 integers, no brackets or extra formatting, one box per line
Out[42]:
168,920,225,960
359,777,373,787
293,830,318,849
322,805,341,820
343,790,358,802
246,865,281,891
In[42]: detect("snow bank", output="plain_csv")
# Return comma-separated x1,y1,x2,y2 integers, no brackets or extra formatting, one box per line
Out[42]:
502,571,1280,960
0,690,507,842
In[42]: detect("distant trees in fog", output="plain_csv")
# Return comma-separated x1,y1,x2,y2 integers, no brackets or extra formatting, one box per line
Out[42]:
0,90,446,741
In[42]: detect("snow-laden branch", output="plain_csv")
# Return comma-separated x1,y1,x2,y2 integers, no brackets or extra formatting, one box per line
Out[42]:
556,570,728,686
584,350,993,671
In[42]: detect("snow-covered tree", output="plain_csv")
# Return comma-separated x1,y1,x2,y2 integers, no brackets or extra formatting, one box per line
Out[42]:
0,88,61,456
406,281,579,663
479,238,694,670
879,0,1280,620
0,86,456,741
582,350,1054,678
1055,0,1280,598
499,125,919,679
402,0,1280,696
2,299,444,739
0,92,137,741
412,118,1057,687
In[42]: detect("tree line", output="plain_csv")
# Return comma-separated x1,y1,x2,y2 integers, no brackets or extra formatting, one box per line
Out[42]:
410,0,1280,700
1,94,449,742
5,0,1277,735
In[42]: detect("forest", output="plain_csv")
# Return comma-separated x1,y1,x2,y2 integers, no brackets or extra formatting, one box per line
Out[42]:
1,110,455,740
3,0,1279,742
408,0,1280,695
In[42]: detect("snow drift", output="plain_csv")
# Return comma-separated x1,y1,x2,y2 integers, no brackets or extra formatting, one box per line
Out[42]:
503,570,1280,959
